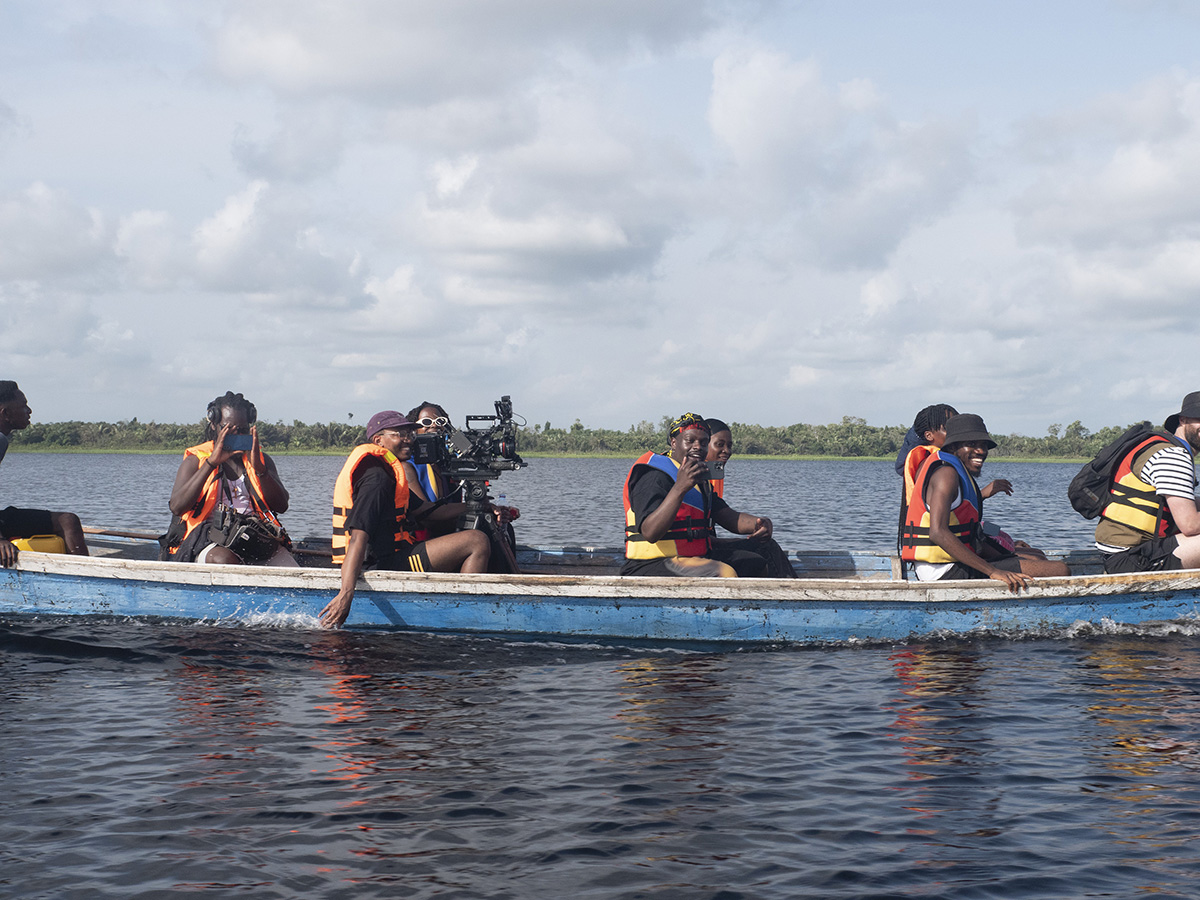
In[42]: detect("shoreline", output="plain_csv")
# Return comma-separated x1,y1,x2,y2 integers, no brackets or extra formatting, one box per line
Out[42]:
4,447,1089,464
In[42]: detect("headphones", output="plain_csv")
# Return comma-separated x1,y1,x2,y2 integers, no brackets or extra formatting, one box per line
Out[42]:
206,393,258,430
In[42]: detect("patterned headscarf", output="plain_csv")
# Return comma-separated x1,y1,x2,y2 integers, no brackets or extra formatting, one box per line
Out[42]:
669,412,711,438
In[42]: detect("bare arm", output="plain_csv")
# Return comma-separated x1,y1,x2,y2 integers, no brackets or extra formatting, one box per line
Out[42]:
638,459,707,544
1165,494,1200,536
320,529,369,628
252,446,290,513
926,466,1030,593
713,505,773,540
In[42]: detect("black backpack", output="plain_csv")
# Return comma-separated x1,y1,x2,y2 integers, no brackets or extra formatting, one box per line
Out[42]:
1067,422,1158,519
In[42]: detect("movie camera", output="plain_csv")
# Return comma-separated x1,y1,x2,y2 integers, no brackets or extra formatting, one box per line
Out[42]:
410,395,525,488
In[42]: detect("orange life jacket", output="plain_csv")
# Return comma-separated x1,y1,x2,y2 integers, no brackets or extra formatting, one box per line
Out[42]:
169,441,283,557
332,444,415,565
900,451,982,564
623,451,713,560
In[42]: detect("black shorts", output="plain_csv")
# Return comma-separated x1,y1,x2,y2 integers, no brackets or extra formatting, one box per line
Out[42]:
939,553,1022,581
0,506,54,541
1102,536,1183,575
370,541,434,573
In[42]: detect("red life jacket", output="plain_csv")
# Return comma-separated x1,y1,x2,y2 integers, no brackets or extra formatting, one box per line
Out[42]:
623,451,713,560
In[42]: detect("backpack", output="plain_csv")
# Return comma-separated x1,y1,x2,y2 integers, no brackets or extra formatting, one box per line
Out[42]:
1067,422,1158,519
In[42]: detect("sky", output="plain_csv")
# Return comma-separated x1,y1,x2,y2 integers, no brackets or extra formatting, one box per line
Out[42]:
4,0,1200,436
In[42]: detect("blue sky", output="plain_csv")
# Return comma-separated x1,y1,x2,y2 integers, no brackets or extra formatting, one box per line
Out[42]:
3,0,1200,436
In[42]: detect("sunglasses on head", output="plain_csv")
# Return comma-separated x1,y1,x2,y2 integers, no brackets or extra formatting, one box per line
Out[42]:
416,416,449,427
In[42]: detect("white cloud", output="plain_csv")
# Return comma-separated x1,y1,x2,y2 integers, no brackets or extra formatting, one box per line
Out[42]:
0,183,111,282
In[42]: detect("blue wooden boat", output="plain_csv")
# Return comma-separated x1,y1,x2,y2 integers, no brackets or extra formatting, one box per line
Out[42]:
2,532,1198,643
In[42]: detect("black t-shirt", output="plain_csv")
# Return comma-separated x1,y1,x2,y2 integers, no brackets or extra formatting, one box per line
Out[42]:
345,457,424,566
622,463,728,574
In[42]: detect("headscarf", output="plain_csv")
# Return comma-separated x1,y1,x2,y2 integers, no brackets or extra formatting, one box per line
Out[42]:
669,412,710,438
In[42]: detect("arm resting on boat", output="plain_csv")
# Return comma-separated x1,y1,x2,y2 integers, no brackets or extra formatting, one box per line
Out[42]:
320,529,369,628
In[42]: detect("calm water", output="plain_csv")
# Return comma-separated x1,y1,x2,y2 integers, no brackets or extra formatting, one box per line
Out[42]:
3,453,1199,899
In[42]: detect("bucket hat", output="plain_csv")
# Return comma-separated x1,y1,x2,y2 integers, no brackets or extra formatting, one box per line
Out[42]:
942,413,996,449
1163,391,1200,433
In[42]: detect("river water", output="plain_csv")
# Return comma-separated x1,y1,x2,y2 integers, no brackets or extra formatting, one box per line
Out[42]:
3,454,1200,899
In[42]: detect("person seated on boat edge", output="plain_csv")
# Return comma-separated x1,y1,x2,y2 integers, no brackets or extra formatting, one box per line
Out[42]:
900,414,1068,591
404,400,520,543
703,417,797,578
622,412,776,578
0,380,89,566
1094,392,1200,574
319,410,490,628
162,392,297,567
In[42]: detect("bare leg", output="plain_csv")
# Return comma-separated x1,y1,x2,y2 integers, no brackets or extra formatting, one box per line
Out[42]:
1016,556,1070,577
51,512,89,556
425,530,490,573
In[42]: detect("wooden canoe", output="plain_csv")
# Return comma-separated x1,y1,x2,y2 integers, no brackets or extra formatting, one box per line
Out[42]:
1,533,1197,644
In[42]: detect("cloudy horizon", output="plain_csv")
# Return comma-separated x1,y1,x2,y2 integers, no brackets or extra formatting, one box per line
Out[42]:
4,1,1200,437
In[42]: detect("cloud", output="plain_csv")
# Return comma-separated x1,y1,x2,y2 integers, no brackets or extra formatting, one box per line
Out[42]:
708,45,976,269
211,0,720,101
190,180,370,305
0,182,112,283
1014,72,1200,252
231,102,347,181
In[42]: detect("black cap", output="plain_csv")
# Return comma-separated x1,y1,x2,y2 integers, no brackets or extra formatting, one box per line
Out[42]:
942,413,996,449
1164,391,1200,433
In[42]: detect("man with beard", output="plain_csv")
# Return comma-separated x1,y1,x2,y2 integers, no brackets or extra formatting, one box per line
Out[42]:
621,412,776,578
1095,392,1200,574
901,413,1067,591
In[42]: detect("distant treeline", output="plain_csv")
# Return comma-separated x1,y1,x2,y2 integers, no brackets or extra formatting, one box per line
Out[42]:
10,416,1135,459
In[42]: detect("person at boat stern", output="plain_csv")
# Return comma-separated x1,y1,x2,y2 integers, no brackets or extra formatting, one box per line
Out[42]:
900,413,1068,591
163,391,297,567
622,412,779,578
320,410,490,628
0,380,89,565
1095,392,1200,573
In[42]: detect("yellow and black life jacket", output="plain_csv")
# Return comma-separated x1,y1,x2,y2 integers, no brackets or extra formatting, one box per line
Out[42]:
900,451,982,564
623,451,713,560
1095,435,1186,546
332,444,415,565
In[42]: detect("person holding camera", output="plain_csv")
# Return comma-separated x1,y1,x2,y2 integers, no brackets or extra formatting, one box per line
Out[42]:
320,410,490,628
162,391,297,566
621,412,777,578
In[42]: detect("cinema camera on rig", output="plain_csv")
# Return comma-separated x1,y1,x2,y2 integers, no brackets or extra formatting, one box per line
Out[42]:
410,396,526,570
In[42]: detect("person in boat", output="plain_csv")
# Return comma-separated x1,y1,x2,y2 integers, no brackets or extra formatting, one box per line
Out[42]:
0,380,89,565
704,417,796,578
900,413,1068,590
897,404,1012,504
1095,392,1200,574
622,412,778,578
163,391,297,566
406,401,459,504
404,399,520,546
319,410,490,628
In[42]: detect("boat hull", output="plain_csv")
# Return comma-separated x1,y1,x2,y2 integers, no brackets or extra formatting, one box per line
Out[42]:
4,551,1200,644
